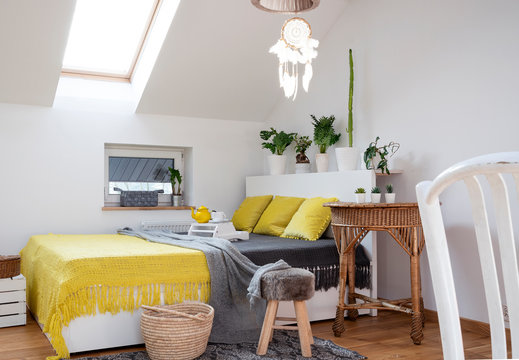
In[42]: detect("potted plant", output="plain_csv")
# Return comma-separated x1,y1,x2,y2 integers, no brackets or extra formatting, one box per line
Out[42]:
354,187,366,203
385,183,396,203
168,167,182,206
294,135,312,174
371,186,381,203
336,49,360,171
260,127,297,175
311,114,341,172
363,136,400,175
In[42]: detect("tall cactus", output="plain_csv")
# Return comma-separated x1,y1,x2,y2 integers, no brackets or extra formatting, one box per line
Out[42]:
347,49,354,147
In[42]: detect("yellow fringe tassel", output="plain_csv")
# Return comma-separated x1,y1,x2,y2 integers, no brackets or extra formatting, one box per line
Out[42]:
44,281,210,360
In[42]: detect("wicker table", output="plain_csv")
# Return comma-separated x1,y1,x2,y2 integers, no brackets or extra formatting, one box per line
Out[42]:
323,202,425,344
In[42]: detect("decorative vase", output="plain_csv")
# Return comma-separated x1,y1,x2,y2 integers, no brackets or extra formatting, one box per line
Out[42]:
315,153,329,173
172,195,182,207
268,154,287,175
385,193,396,203
295,163,311,174
336,147,359,171
355,194,366,203
371,193,381,203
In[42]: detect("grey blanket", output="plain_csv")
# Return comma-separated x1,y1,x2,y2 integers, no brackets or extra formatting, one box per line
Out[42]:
117,228,285,344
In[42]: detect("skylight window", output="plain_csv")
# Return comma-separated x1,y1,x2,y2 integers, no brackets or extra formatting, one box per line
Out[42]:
62,0,160,80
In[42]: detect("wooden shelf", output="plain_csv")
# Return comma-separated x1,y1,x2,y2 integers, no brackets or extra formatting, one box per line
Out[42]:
375,169,403,176
102,206,193,211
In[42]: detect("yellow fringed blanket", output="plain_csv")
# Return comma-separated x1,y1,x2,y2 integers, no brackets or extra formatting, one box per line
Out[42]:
20,234,210,360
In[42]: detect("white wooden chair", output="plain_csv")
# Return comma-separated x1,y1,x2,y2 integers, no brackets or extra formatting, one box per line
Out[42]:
416,152,519,359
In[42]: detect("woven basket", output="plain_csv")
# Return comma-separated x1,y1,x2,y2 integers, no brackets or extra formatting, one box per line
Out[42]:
0,255,21,279
141,302,214,360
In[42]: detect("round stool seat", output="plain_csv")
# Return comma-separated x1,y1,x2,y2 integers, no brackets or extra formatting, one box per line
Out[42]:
261,268,315,302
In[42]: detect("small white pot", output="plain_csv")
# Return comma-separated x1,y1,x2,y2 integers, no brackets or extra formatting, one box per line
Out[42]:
371,193,381,203
355,193,366,203
295,163,311,174
385,193,396,203
267,154,287,175
315,153,329,173
336,147,359,171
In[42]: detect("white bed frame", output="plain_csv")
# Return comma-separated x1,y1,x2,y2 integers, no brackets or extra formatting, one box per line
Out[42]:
39,170,377,354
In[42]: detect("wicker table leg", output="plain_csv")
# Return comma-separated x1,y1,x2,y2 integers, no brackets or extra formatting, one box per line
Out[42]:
410,228,424,345
334,247,348,337
333,306,346,337
346,244,359,321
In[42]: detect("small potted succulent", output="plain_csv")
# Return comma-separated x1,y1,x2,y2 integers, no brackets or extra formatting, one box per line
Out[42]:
370,186,381,203
385,183,395,203
260,127,297,175
311,115,341,172
168,167,182,206
364,136,400,175
354,187,366,203
294,135,312,174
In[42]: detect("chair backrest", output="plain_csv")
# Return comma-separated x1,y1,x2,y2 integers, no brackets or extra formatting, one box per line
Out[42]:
416,152,519,359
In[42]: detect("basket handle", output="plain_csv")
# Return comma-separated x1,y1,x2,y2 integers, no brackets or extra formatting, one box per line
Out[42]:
141,305,207,321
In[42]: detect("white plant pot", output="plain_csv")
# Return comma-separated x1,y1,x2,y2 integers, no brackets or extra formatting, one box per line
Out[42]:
371,193,381,203
336,147,359,171
315,153,329,173
385,193,396,203
295,163,311,174
355,193,366,203
267,154,287,175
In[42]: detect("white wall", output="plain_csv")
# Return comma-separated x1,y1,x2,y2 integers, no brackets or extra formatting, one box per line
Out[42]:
265,0,519,323
0,103,263,254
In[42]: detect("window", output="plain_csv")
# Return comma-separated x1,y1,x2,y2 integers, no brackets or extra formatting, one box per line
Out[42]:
62,0,161,80
104,144,183,206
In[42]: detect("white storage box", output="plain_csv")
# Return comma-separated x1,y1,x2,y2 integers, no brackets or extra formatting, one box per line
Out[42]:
0,275,26,328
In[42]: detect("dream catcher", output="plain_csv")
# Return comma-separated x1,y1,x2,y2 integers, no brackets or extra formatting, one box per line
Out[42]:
269,17,319,100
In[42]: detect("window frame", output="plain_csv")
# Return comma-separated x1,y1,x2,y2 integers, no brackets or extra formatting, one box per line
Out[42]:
104,144,183,206
62,0,161,82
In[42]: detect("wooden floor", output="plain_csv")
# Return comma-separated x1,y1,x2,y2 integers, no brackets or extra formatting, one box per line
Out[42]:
0,310,496,360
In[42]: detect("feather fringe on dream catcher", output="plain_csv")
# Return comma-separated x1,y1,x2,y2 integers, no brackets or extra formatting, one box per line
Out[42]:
269,17,318,100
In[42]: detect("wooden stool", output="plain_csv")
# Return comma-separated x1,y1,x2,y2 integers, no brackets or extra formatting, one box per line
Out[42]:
257,268,315,357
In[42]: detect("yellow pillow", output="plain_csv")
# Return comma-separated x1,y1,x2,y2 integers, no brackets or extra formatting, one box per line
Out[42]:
232,195,273,232
281,197,338,241
253,196,305,236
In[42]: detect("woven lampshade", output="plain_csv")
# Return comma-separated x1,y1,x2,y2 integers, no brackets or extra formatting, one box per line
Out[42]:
251,0,320,14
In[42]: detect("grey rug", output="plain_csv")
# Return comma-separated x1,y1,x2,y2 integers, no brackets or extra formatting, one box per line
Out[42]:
73,331,366,360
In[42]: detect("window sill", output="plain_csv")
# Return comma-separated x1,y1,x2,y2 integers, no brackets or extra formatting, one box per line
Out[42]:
102,206,193,211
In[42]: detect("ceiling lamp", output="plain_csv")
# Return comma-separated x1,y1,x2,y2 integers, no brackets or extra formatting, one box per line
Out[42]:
252,0,320,100
251,0,320,13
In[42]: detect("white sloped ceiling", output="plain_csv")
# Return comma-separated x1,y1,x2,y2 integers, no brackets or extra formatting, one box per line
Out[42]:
0,0,346,120
0,0,76,106
137,0,347,122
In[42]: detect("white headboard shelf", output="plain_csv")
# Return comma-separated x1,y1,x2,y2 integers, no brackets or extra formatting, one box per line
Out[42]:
246,170,376,202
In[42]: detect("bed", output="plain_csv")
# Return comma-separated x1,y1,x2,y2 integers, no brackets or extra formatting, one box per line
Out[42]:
21,170,377,358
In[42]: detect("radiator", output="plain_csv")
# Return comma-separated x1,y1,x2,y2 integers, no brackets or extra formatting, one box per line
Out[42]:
140,220,193,233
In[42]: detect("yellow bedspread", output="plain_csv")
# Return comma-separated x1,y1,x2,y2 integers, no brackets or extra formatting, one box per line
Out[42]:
20,234,210,360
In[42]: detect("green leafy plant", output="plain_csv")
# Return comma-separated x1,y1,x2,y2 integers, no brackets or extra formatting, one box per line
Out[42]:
354,187,366,194
260,127,296,155
294,135,312,163
347,49,354,147
371,186,381,194
386,184,394,193
363,136,400,175
311,115,341,154
168,167,182,195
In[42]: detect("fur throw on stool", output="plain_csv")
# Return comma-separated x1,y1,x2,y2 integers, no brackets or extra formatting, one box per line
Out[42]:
261,268,315,301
